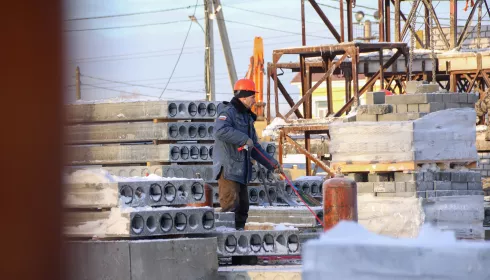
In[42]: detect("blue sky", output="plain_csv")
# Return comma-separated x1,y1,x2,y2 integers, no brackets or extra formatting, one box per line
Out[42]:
63,0,479,112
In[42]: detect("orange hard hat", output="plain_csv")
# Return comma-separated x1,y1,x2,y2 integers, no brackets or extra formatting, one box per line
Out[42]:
234,78,256,92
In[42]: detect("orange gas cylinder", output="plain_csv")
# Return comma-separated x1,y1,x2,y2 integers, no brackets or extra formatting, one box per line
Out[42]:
322,176,358,231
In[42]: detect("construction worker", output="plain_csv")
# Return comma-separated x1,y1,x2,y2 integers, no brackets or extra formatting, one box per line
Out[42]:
213,78,282,239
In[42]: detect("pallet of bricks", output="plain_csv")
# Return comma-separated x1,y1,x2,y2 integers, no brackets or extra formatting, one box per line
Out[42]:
330,83,486,240
62,99,305,279
474,111,490,237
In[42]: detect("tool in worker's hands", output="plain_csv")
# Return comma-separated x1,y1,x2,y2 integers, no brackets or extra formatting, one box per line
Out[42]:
237,145,324,227
237,145,249,152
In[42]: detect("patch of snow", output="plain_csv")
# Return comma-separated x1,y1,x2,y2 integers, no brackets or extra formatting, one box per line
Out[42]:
64,169,117,184
274,224,298,230
477,125,488,132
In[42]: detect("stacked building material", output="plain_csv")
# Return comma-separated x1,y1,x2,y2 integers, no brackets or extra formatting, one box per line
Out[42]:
64,100,220,278
350,91,478,122
329,101,484,239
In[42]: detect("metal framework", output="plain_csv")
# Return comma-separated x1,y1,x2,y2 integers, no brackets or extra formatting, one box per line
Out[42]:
265,0,490,176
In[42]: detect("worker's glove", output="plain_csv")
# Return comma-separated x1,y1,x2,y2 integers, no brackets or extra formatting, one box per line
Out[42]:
274,164,284,174
245,138,254,148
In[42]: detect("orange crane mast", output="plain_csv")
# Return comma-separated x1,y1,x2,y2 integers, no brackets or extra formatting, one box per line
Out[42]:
245,37,265,119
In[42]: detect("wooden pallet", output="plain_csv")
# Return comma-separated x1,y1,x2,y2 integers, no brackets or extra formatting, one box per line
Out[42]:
332,159,477,173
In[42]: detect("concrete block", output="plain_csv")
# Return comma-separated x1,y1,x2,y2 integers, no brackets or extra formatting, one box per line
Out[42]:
215,230,301,256
405,80,423,94
118,179,206,207
432,94,444,103
451,182,468,190
426,190,436,198
357,104,392,115
416,191,427,198
407,112,427,120
468,182,483,191
68,144,214,165
435,190,459,197
418,102,445,113
129,208,215,237
374,182,396,193
406,182,417,192
130,238,218,280
408,104,419,112
215,212,235,229
368,173,391,182
66,122,213,144
415,84,440,93
467,172,481,182
103,165,215,182
438,171,451,181
415,172,424,182
356,114,378,122
442,93,453,103
357,182,374,193
423,171,435,182
67,241,131,280
417,181,434,191
365,91,386,105
394,172,416,182
377,112,426,121
346,173,368,182
396,104,408,113
65,100,220,123
395,182,406,192
450,94,461,103
458,94,468,103
445,102,461,109
434,181,452,190
386,93,437,104
451,172,467,182
467,93,479,103
376,193,396,197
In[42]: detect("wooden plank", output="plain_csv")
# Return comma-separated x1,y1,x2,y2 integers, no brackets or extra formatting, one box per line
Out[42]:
333,159,477,173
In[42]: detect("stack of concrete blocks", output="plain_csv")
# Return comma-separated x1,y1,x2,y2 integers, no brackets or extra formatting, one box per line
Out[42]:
431,25,490,50
302,221,490,280
215,230,301,257
474,152,490,179
64,100,221,279
67,238,219,280
331,106,485,239
352,90,478,123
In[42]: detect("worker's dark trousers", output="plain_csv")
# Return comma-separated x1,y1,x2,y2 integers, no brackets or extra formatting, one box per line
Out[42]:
218,172,249,229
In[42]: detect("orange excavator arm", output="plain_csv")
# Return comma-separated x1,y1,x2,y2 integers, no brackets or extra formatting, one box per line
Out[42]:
245,37,265,118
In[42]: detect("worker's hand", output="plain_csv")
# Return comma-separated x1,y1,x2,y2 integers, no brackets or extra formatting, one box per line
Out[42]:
245,138,254,148
274,164,284,174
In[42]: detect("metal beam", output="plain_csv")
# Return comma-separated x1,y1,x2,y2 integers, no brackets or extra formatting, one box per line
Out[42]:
379,0,385,42
450,0,458,49
212,0,238,88
334,49,404,117
420,0,450,49
347,0,353,41
308,0,342,43
285,53,348,119
457,0,481,48
394,0,401,41
271,71,304,119
284,135,335,177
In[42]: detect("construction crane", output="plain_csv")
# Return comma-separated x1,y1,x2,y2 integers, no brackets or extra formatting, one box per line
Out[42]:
245,37,265,121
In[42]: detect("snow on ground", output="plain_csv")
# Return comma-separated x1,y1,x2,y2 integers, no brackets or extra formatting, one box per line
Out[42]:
477,125,488,132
